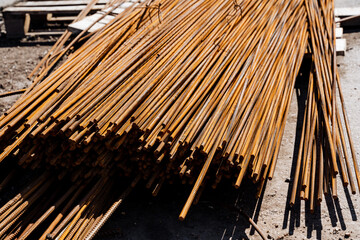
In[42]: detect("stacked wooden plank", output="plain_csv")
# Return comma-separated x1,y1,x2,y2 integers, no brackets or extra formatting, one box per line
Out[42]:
336,7,360,27
68,0,145,33
2,0,109,38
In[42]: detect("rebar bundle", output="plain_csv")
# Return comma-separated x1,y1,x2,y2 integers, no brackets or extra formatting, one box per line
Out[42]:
289,0,360,211
0,0,358,238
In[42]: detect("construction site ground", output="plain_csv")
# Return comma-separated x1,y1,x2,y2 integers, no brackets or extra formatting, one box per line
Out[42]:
0,6,360,240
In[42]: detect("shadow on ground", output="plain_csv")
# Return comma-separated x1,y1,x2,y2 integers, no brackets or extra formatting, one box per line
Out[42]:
95,178,265,240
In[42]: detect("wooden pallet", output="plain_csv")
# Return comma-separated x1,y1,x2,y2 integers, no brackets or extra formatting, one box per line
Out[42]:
335,7,360,27
324,6,360,55
2,0,109,38
68,0,145,33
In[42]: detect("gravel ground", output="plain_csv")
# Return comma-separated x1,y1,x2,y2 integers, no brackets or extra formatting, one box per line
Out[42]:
0,38,54,115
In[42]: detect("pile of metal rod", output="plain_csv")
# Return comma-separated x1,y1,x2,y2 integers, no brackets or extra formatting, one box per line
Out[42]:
289,0,360,211
0,171,138,240
0,0,359,238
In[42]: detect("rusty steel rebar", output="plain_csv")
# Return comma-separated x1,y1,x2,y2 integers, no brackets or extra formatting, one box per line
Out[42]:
0,0,358,238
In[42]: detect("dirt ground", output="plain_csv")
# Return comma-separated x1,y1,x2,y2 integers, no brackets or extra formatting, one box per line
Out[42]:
0,18,360,240
0,37,53,115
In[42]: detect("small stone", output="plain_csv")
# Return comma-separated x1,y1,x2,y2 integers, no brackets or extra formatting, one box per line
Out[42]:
344,232,350,238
